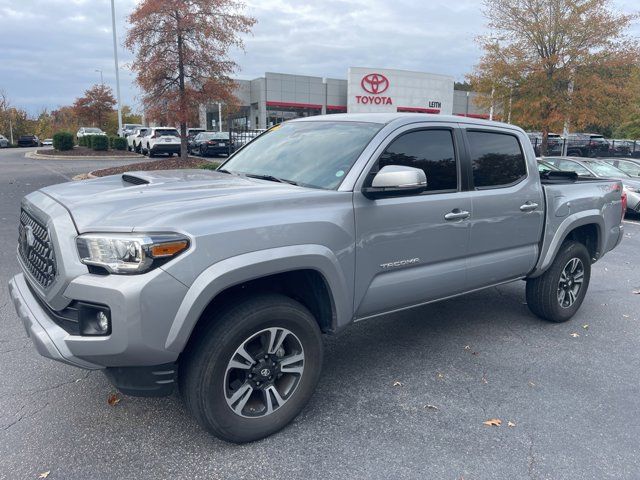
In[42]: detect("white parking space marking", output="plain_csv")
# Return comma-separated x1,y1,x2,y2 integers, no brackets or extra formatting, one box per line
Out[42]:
623,220,640,226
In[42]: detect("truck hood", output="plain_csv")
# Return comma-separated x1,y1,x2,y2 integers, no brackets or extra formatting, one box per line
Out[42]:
40,169,319,232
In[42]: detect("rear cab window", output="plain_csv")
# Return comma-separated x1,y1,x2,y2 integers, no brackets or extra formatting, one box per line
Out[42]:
467,131,527,189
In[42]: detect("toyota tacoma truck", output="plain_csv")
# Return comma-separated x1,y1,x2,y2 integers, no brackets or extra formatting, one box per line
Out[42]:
9,114,625,443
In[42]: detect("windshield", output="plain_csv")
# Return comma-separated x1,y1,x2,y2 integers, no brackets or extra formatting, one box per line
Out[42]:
156,129,179,137
221,121,382,189
583,161,631,178
537,161,557,172
85,128,102,133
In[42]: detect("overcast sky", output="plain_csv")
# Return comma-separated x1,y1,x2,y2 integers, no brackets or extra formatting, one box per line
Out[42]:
0,0,638,115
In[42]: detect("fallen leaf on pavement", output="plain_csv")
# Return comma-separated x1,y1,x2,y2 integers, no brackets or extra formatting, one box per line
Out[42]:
424,404,438,410
38,472,50,479
623,314,630,318
464,345,471,350
570,332,580,338
507,421,516,427
107,393,121,406
483,418,502,427
582,324,589,329
528,381,536,387
482,376,488,384
392,381,402,387
633,290,640,295
437,372,444,379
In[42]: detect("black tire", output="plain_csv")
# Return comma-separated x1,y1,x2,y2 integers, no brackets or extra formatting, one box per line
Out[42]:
199,145,206,157
526,241,591,322
147,145,154,157
180,294,323,443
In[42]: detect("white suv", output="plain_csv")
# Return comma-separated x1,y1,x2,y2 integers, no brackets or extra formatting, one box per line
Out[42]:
143,127,181,157
76,127,106,139
127,127,148,153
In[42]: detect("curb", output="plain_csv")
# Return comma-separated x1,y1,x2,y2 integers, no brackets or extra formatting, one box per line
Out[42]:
26,150,146,161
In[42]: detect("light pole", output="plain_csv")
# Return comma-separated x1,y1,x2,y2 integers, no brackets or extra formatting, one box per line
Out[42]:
95,69,104,86
111,0,123,136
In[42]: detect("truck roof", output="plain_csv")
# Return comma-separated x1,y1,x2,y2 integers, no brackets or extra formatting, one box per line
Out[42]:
291,112,519,130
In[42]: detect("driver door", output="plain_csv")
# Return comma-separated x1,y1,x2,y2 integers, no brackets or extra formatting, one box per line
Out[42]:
353,126,471,319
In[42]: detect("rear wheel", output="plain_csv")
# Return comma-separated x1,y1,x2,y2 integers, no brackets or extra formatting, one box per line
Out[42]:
147,145,154,157
526,241,591,322
180,294,323,443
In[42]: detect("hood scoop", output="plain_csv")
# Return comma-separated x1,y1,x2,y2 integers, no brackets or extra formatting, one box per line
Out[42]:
122,173,151,185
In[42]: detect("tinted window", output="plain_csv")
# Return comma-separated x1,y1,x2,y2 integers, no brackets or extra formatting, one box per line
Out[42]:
468,131,526,188
156,129,179,137
378,130,457,191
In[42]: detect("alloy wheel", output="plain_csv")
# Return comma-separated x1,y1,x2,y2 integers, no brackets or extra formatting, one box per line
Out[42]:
557,257,584,308
224,327,305,418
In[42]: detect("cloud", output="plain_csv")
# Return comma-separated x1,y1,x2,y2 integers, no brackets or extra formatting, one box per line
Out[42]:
0,0,637,115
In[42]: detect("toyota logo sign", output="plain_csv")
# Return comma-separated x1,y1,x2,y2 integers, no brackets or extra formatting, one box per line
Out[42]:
361,73,389,95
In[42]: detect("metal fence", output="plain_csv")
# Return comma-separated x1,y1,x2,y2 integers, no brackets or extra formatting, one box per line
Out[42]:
530,138,640,158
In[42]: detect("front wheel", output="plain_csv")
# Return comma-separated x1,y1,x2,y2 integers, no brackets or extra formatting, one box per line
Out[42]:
180,294,323,443
526,241,591,322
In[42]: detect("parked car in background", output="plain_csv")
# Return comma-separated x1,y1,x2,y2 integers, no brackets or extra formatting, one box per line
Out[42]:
608,139,635,156
127,127,148,153
0,134,8,148
600,158,640,178
565,133,610,157
191,131,233,157
17,135,40,147
537,159,559,173
528,132,563,155
545,156,640,214
9,114,626,443
76,127,106,139
41,138,53,146
187,128,205,140
120,123,144,138
142,127,181,157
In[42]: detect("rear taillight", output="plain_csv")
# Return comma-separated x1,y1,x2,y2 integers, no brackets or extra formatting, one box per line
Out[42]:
207,141,216,145
621,190,627,220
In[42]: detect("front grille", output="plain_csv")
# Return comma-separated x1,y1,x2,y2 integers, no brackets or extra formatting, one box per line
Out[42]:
18,208,57,288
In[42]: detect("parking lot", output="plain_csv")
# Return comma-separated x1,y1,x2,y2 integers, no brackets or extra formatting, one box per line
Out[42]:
1,146,639,480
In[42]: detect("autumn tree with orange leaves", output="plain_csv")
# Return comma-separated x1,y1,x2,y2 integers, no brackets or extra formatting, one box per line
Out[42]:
469,0,640,154
72,84,117,131
125,0,255,159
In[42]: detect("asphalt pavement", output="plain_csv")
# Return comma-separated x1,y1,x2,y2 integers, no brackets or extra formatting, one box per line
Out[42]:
1,147,639,480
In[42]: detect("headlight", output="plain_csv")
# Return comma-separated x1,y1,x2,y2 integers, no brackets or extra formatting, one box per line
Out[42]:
76,233,189,274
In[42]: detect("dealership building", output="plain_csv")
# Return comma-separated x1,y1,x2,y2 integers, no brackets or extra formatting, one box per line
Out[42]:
199,67,489,130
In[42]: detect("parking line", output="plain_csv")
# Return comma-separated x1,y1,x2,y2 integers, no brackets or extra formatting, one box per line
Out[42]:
623,220,640,226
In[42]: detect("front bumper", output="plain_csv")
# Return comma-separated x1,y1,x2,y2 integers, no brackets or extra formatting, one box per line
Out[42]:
9,273,100,369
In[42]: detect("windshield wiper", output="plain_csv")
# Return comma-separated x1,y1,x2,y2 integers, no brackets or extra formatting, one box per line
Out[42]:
244,173,301,186
217,168,233,175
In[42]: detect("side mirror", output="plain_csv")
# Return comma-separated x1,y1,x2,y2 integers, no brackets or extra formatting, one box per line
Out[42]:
363,165,427,199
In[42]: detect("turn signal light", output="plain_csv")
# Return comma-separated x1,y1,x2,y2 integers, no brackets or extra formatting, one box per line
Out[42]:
150,240,189,258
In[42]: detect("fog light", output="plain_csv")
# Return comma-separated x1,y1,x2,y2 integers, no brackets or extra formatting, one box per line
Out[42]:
78,303,111,336
96,311,109,333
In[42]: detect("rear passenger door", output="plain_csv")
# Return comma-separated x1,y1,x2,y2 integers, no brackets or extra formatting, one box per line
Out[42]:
353,125,472,318
462,128,545,290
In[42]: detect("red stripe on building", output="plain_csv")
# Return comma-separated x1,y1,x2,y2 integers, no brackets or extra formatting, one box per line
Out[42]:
397,107,441,114
326,105,347,112
266,101,323,110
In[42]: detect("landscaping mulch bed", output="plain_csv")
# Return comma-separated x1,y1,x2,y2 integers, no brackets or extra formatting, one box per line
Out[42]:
37,146,140,157
92,157,219,177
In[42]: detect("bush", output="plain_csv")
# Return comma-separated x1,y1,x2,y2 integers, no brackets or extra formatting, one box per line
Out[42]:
53,132,74,151
112,137,127,150
108,136,117,149
78,136,87,147
92,135,109,151
199,161,221,170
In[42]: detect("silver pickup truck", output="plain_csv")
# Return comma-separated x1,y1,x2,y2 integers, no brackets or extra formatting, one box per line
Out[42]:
9,114,625,443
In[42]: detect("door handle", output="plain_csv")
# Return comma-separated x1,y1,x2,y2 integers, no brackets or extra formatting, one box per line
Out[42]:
520,202,539,212
444,209,470,221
